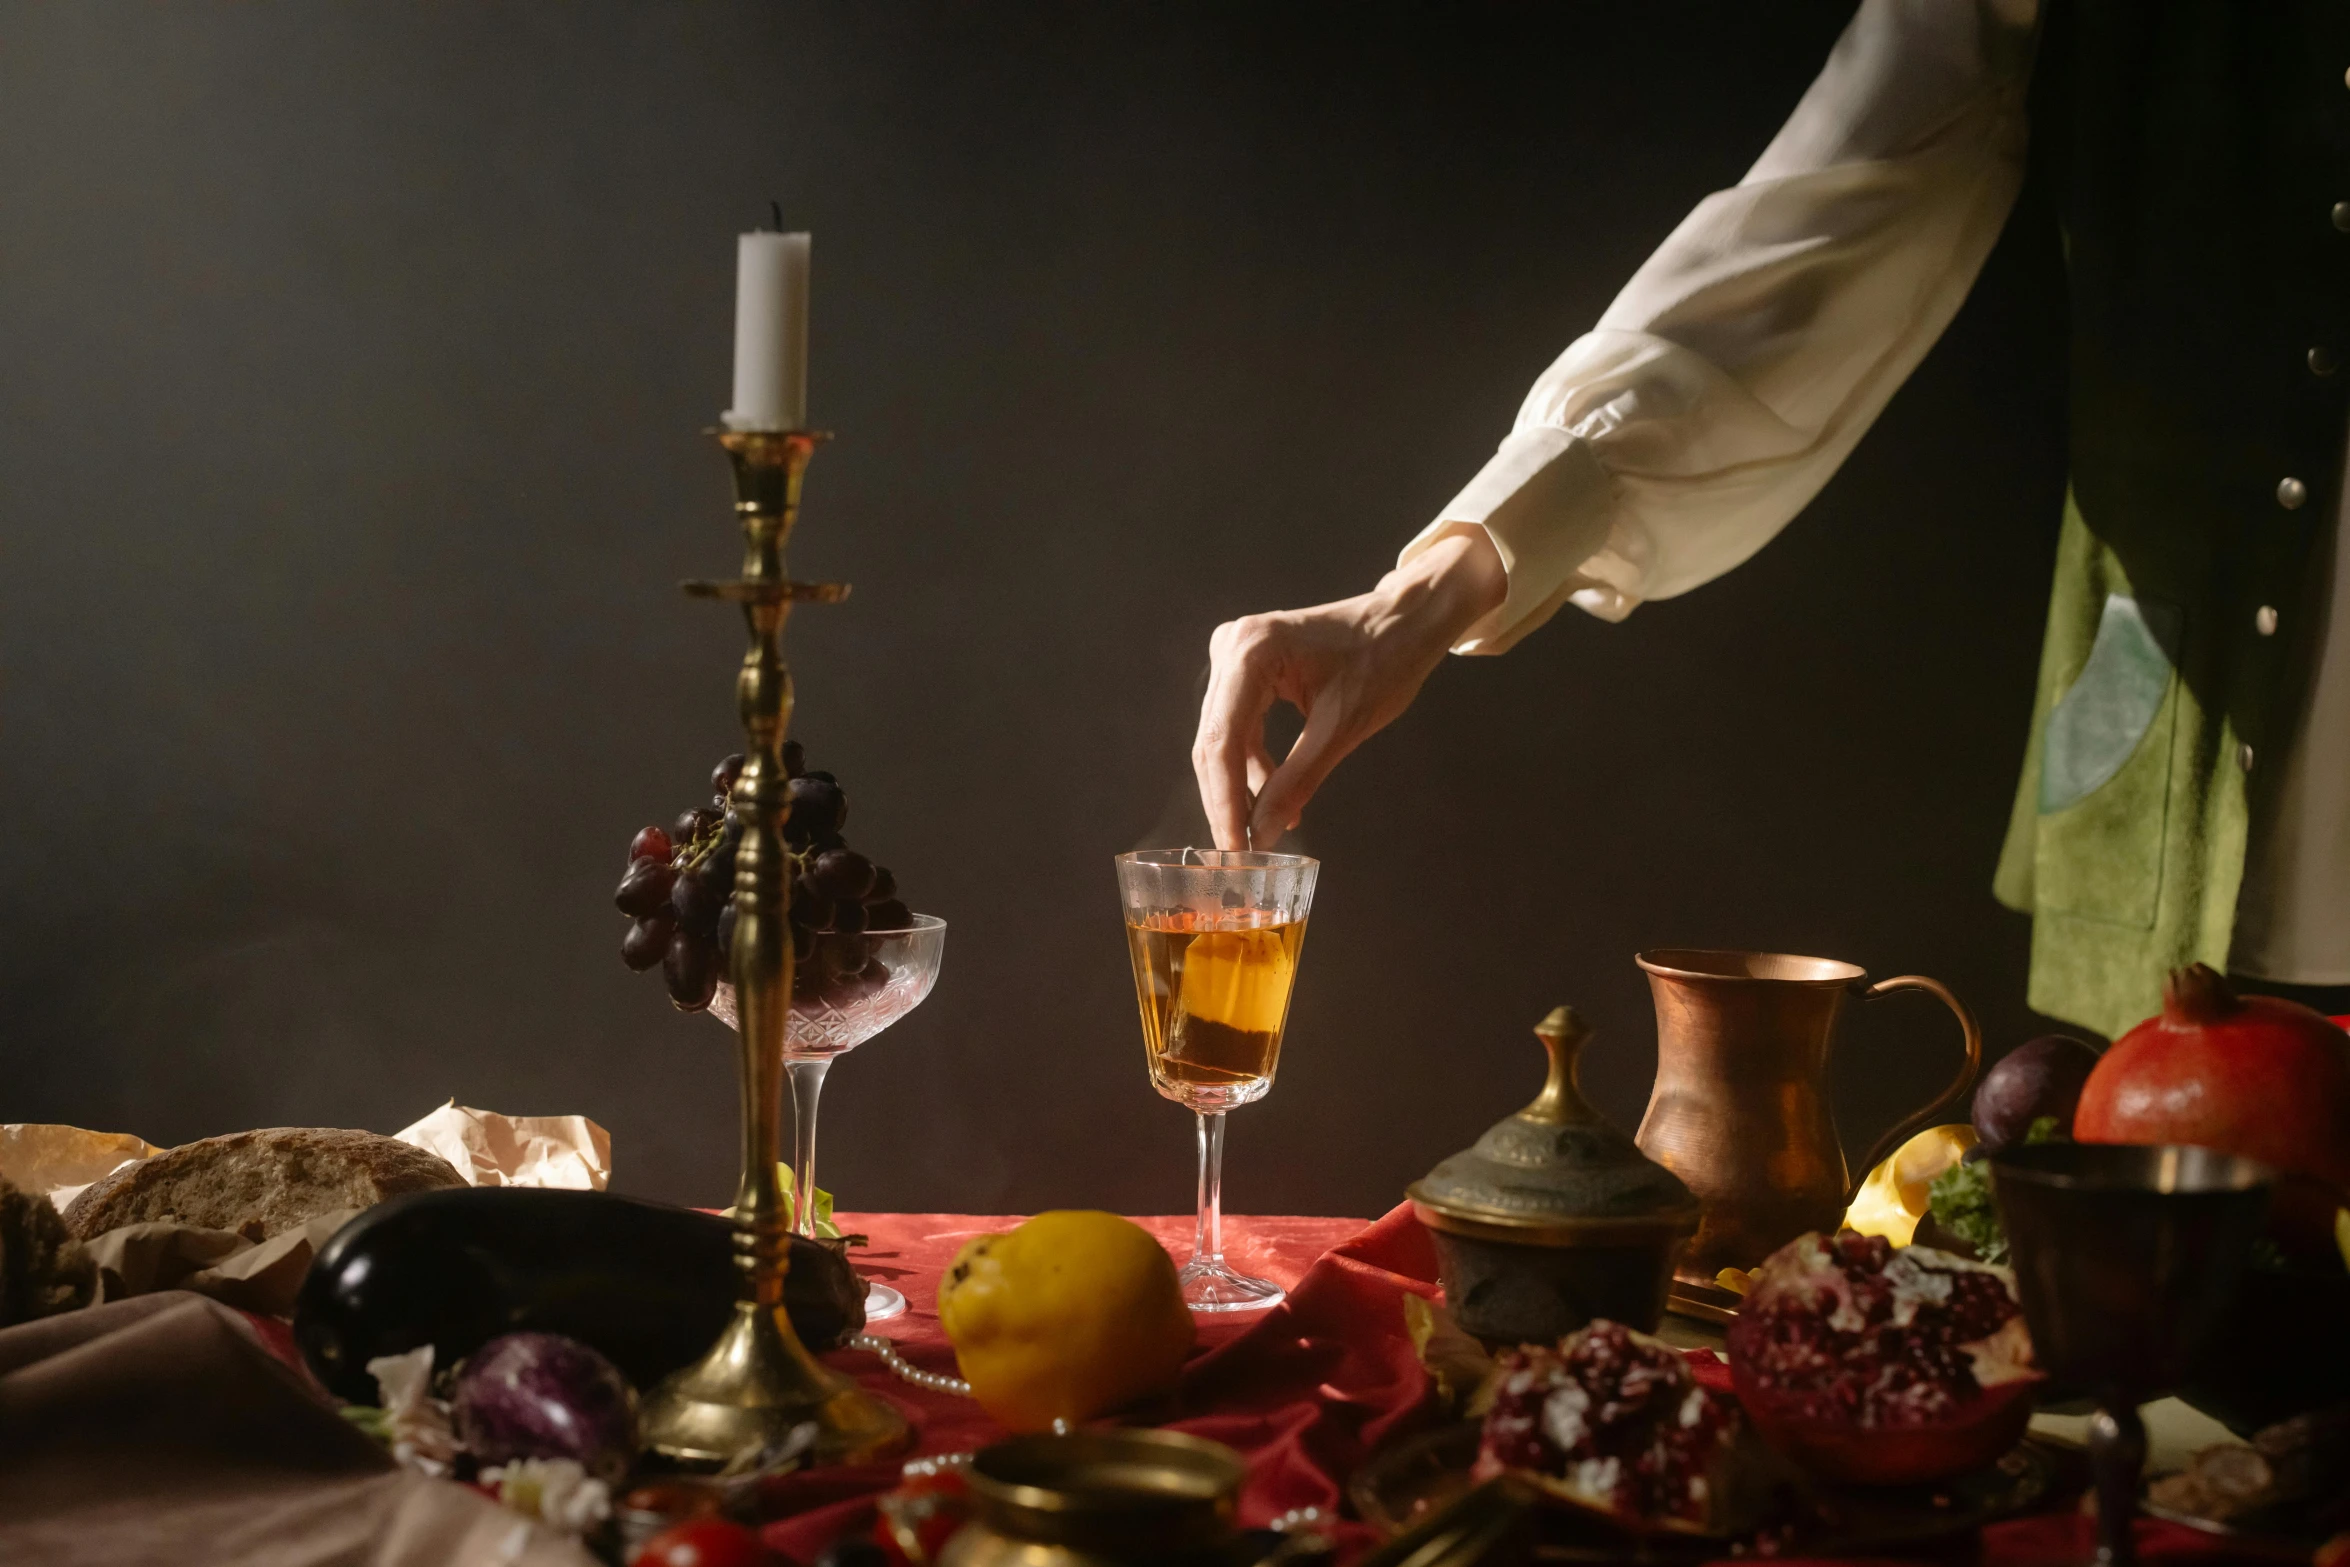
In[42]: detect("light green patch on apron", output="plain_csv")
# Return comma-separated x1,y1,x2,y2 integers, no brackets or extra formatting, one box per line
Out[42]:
2033,593,2183,933
2039,594,2183,813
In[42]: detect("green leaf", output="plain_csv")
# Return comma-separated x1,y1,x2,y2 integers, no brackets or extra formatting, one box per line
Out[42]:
776,1164,841,1240
1923,1120,2065,1266
1927,1157,2008,1266
340,1405,392,1443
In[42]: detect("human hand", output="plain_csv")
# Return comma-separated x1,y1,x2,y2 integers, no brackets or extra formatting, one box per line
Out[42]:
1191,527,1505,850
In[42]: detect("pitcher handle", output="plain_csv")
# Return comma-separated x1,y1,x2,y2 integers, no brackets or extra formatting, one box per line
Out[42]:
1848,973,1983,1191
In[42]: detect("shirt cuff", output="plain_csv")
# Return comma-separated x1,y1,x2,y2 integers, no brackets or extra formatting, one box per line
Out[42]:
1399,427,1619,654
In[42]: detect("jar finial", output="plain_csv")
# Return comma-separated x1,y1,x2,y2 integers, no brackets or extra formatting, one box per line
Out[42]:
1527,1006,1590,1124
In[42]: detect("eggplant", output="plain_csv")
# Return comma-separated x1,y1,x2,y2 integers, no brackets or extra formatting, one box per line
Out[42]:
293,1187,866,1403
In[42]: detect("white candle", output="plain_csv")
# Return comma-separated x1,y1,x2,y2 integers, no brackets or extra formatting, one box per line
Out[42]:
725,230,810,431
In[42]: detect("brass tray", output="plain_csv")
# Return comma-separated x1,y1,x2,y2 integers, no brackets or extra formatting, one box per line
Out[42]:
1664,1280,1742,1325
1349,1422,2070,1561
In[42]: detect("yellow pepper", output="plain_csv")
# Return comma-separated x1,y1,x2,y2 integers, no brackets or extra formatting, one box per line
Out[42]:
937,1210,1195,1431
1843,1124,1978,1246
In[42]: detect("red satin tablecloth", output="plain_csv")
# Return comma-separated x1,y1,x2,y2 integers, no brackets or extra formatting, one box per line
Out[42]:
766,1208,2297,1567
762,1211,1421,1561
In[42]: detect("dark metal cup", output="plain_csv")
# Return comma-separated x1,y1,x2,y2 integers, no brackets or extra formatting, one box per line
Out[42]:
1991,1143,2275,1567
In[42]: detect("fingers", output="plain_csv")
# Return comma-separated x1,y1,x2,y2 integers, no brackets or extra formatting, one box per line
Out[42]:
1248,691,1353,851
1192,620,1277,851
1244,731,1276,799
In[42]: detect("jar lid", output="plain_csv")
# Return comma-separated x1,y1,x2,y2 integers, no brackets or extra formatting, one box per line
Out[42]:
1407,1007,1700,1243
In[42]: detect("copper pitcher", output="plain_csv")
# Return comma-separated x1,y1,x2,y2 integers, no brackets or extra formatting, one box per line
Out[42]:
1632,949,1981,1286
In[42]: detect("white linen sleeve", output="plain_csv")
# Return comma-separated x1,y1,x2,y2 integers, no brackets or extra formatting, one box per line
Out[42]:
1404,0,2038,653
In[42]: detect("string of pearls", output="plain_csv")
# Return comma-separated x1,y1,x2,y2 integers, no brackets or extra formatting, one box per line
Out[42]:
849,1333,972,1397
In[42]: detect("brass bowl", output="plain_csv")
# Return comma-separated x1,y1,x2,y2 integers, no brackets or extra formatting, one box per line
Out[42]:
940,1429,1248,1567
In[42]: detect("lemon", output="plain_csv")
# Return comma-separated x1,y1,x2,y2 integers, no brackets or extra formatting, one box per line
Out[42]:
937,1210,1195,1431
1177,929,1292,1034
1843,1123,1977,1246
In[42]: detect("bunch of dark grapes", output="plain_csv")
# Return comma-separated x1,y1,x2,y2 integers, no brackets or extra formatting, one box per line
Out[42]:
615,740,915,1012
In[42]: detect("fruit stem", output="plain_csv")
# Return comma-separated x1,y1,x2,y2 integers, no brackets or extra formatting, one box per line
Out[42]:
2163,962,2243,1025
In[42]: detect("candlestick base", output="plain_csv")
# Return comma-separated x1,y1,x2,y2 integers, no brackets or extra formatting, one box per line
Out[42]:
640,1298,911,1470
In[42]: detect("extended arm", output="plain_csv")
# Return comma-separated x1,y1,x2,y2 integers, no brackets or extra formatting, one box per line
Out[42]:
1197,0,2037,849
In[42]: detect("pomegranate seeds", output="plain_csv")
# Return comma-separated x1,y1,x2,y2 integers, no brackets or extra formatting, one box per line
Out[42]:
1474,1320,1747,1531
1727,1231,2043,1485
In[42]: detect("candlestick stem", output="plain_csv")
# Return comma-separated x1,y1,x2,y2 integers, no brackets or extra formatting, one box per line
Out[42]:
638,428,908,1470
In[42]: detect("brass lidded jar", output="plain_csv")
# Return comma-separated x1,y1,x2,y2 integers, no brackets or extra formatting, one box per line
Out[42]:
1407,1007,1701,1344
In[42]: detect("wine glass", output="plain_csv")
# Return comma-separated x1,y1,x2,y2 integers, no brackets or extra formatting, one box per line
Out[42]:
1990,1142,2275,1567
711,913,945,1321
1114,850,1318,1312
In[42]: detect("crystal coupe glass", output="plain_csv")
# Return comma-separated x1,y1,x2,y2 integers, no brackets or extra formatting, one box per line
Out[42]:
712,913,945,1321
1115,850,1318,1312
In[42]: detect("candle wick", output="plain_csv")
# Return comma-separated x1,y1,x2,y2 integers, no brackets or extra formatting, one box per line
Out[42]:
768,198,784,231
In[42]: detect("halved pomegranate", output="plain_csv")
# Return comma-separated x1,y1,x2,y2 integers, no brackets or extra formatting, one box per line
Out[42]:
1727,1231,2041,1486
1473,1319,1779,1534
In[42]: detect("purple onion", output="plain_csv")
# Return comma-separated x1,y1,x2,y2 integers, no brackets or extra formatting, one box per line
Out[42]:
450,1332,639,1483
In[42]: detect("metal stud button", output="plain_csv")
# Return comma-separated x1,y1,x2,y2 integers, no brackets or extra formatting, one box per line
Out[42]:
2334,201,2350,232
2239,742,2256,773
2312,346,2340,376
2257,605,2279,636
2279,476,2309,510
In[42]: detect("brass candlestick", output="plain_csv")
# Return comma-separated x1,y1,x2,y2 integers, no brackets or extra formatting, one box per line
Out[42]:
638,427,912,1470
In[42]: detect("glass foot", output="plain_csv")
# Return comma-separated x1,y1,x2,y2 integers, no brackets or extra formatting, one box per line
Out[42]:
1179,1258,1285,1313
863,1281,907,1322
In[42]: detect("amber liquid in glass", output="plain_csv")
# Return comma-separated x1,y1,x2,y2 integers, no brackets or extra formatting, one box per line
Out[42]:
1124,912,1307,1111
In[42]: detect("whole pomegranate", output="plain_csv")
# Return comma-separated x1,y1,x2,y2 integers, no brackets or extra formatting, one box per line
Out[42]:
2075,965,2350,1257
1727,1231,2040,1486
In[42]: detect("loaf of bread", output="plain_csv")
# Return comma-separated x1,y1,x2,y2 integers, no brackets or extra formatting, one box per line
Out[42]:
0,1174,97,1324
62,1127,466,1241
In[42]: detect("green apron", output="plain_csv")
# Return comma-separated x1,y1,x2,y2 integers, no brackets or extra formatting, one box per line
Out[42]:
1993,0,2349,1036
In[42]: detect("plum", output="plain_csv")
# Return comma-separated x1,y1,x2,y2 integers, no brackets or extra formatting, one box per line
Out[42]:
1971,1034,2099,1150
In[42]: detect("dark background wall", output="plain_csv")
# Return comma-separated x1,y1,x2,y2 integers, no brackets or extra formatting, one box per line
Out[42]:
0,3,2070,1218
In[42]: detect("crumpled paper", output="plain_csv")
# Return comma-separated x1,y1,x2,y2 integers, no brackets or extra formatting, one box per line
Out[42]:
2,1103,612,1318
82,1207,363,1317
393,1101,610,1192
0,1123,162,1214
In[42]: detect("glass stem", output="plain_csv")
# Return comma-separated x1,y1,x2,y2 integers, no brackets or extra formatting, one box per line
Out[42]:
787,1058,830,1238
1193,1110,1226,1270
